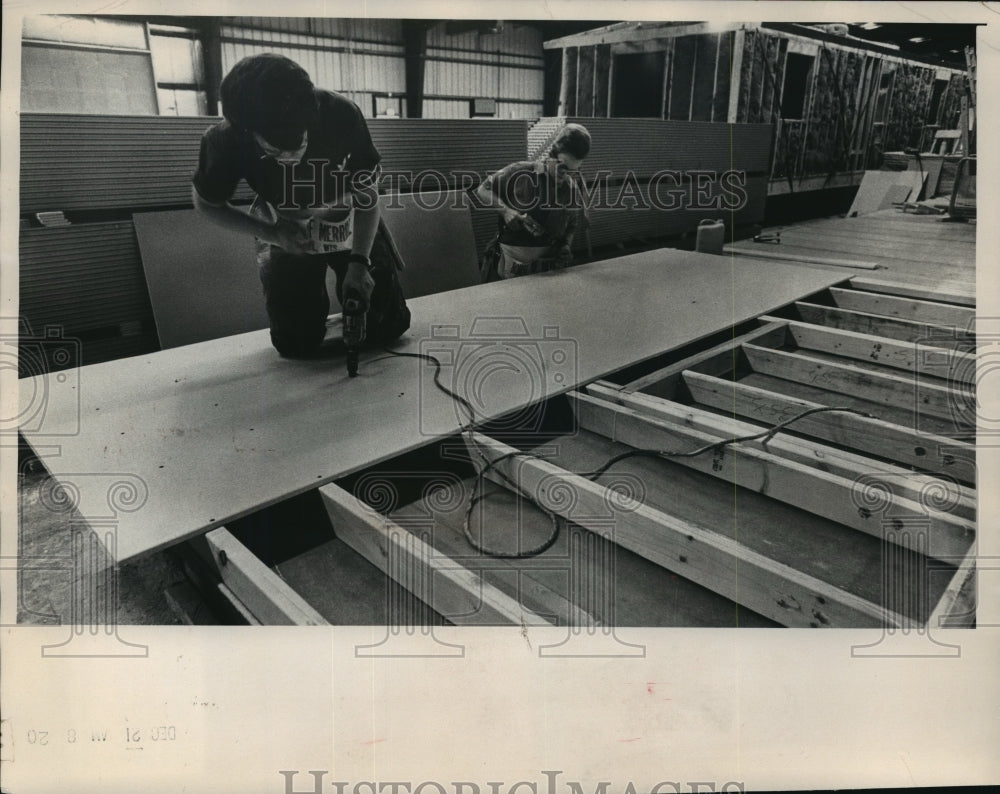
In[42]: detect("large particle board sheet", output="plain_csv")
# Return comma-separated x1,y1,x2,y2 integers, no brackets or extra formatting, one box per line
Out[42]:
847,171,927,217
380,191,480,298
134,210,270,348
19,250,846,563
136,209,344,347
562,118,774,179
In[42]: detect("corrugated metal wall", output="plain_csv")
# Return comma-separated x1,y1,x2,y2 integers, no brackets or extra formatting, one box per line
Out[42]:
564,118,773,178
426,24,541,57
19,223,158,370
422,100,544,120
20,113,527,212
423,61,544,102
371,119,528,180
231,17,402,43
19,16,546,120
20,114,254,212
215,19,545,119
424,22,544,119
219,19,405,117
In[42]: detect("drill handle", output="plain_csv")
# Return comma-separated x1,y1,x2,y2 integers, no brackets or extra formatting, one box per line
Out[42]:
342,288,367,345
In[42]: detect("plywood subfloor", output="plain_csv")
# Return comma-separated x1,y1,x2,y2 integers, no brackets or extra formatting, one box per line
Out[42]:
20,251,846,562
846,171,926,217
730,209,975,297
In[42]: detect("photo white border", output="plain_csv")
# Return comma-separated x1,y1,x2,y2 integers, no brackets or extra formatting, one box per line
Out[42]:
2,2,998,791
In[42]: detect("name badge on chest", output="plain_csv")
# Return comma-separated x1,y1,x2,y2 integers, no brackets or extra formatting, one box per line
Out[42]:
308,211,354,253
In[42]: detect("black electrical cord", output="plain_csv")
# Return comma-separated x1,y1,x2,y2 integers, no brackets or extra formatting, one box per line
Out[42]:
375,347,877,560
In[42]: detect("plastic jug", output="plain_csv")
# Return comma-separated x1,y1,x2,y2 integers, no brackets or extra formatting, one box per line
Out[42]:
695,218,725,254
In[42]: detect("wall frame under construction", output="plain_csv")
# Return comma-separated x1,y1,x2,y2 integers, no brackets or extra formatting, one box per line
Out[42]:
544,22,968,194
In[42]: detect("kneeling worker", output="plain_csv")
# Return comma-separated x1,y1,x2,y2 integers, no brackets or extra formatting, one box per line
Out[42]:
475,123,591,280
191,53,409,357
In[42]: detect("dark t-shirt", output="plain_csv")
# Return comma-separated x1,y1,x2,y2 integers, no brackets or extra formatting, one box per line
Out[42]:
481,159,583,248
192,89,380,212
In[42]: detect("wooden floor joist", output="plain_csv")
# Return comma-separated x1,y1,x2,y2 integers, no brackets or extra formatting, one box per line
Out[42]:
463,433,903,629
319,482,553,627
757,317,977,385
567,392,975,561
619,321,787,397
584,383,976,521
204,528,329,626
741,343,970,425
794,302,975,346
848,276,975,307
682,371,976,483
927,546,977,629
828,287,976,331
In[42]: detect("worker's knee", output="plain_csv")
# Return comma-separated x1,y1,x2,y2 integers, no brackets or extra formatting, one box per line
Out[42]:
366,305,411,347
269,327,325,358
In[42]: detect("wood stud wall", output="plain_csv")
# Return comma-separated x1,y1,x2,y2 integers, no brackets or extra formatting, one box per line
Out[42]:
549,25,966,187
558,33,737,123
735,29,966,183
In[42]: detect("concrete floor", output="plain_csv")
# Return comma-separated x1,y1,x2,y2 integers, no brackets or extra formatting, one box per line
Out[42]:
17,453,186,626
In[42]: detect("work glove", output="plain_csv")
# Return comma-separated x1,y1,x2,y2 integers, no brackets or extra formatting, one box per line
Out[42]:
342,258,375,311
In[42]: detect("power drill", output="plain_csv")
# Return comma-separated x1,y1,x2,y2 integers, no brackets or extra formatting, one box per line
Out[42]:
342,288,367,377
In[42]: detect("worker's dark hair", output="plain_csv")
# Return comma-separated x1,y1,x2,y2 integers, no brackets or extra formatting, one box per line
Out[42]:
220,53,317,149
549,123,591,160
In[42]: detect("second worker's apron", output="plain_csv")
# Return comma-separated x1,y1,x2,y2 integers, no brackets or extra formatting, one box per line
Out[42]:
497,243,558,279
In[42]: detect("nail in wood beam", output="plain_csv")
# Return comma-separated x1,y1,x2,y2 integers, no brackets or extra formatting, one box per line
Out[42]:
204,528,329,626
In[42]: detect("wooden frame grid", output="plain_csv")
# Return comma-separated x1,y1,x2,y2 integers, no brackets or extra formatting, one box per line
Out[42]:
167,281,977,629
